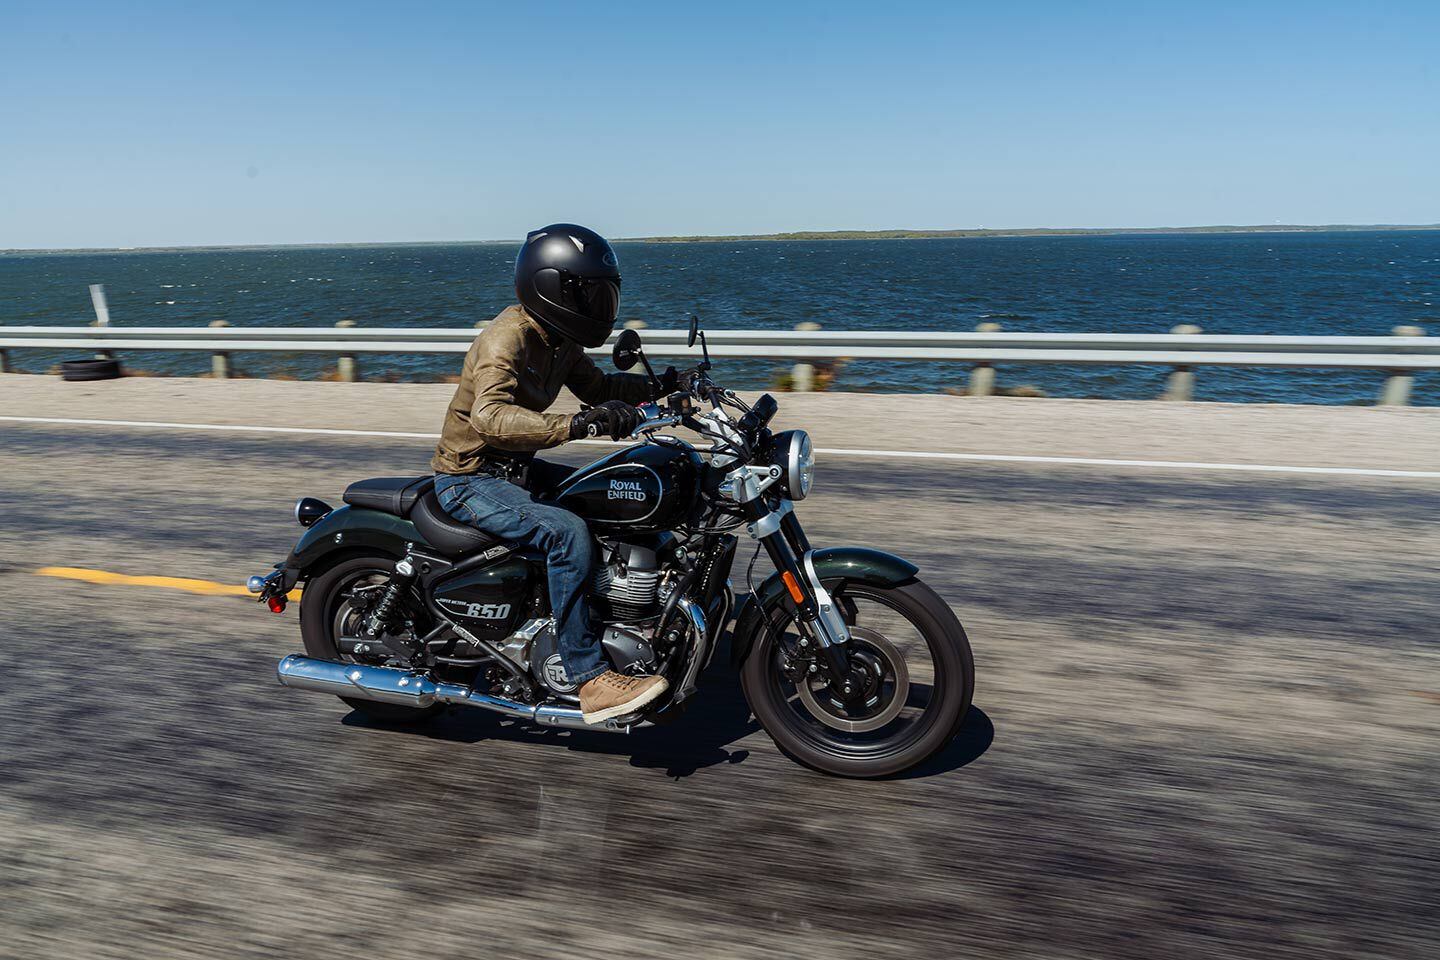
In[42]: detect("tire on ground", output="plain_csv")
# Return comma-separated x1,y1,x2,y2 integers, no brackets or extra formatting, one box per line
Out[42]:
60,358,123,381
741,578,974,779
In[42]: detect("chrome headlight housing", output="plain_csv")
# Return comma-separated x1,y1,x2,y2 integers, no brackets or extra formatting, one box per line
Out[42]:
770,429,814,500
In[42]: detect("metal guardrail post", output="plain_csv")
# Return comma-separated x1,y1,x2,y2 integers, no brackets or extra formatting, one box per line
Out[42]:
208,320,232,378
335,320,359,381
88,283,115,361
1379,325,1426,405
791,322,821,391
1162,324,1202,400
967,322,1002,396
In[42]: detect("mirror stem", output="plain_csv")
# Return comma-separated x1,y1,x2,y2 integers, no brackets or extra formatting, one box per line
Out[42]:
637,352,661,390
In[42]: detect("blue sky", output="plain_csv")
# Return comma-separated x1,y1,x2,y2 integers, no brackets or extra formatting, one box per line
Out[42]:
2,1,1437,248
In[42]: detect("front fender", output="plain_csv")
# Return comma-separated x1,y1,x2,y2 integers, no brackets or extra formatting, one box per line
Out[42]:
288,505,423,574
729,546,919,666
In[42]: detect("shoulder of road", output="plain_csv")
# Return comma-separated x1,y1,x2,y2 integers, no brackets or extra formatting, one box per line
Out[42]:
2,373,1437,474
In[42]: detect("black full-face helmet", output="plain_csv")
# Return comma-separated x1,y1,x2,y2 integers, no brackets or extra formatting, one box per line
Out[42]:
514,223,621,348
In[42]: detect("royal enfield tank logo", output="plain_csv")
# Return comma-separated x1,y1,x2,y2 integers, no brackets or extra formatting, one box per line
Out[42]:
607,479,647,502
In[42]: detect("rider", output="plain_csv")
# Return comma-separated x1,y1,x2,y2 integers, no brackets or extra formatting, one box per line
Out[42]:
431,224,677,724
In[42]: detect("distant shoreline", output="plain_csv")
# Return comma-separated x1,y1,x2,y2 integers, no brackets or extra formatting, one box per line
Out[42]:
4,223,1439,255
629,224,1440,243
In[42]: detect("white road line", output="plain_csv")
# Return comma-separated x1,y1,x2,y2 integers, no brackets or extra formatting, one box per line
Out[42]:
0,415,438,440
3,414,1439,479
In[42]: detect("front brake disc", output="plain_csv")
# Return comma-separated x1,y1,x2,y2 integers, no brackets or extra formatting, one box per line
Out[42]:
794,626,910,733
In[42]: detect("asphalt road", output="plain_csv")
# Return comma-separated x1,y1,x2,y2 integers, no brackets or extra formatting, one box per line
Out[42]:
2,422,1438,960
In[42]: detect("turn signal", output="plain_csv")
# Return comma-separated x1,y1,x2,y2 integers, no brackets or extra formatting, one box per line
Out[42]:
267,595,288,614
781,571,807,605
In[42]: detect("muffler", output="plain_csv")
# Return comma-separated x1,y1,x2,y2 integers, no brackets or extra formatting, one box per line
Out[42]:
275,655,640,733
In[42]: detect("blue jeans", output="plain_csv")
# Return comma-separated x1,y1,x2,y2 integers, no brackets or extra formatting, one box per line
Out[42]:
433,468,608,686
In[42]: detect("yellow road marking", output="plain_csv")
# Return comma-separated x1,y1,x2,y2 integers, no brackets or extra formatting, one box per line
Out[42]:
35,566,302,600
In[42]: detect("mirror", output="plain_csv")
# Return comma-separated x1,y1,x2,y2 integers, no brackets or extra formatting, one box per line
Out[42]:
613,328,643,371
752,393,778,426
687,313,699,348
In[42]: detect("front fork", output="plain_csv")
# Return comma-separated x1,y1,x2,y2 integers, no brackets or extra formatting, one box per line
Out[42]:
742,498,852,681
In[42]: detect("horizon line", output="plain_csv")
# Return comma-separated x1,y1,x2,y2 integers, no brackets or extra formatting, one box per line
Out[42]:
5,222,1440,255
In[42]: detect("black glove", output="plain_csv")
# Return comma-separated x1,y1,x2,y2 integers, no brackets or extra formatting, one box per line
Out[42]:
653,365,680,399
571,401,644,441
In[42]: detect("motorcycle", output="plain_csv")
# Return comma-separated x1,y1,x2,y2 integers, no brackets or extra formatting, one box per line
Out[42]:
251,316,974,777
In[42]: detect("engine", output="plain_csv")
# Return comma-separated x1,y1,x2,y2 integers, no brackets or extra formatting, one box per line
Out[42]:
525,539,675,698
528,622,659,697
590,540,661,621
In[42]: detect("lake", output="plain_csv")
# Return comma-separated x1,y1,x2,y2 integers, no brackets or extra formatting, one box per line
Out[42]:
2,231,1436,404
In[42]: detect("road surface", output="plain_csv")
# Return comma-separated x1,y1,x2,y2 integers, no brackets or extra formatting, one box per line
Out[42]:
1,387,1438,959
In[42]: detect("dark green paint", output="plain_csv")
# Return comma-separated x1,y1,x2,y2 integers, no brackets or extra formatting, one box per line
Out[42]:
729,546,919,665
289,505,423,572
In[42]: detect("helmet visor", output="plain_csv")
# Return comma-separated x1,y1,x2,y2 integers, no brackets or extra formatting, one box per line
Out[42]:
560,275,621,326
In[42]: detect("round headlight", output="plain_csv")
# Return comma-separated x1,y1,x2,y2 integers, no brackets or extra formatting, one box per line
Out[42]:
772,430,815,500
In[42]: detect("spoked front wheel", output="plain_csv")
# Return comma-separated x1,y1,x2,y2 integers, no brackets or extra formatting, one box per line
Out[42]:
740,578,973,778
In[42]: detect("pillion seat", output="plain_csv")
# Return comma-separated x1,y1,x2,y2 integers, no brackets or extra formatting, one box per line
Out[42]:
342,476,503,556
342,476,435,516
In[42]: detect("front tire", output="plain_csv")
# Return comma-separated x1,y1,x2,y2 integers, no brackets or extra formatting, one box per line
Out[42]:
740,578,973,778
299,555,443,724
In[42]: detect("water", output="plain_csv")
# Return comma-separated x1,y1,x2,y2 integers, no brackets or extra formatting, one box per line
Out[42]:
3,231,1437,404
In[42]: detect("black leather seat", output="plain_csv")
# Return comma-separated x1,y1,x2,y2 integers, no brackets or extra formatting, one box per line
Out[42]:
343,476,434,516
343,475,505,556
409,491,503,555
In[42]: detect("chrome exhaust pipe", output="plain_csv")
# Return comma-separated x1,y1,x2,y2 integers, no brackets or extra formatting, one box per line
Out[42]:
275,655,640,733
277,654,447,707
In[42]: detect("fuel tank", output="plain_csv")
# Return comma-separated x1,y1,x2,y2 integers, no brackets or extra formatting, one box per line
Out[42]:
551,443,701,534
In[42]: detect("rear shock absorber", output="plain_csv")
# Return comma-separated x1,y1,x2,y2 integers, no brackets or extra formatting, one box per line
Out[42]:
363,557,415,640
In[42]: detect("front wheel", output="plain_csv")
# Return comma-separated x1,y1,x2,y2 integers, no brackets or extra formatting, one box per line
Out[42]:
740,578,973,778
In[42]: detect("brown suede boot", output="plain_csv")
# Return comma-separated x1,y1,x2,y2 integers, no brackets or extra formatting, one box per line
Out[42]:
578,671,669,724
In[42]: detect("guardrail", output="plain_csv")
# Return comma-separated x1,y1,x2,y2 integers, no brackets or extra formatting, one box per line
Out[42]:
0,321,1433,404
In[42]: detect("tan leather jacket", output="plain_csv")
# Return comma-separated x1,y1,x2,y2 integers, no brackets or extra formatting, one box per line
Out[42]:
431,305,654,474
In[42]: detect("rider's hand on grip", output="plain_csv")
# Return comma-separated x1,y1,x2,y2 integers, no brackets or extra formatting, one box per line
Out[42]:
570,401,643,442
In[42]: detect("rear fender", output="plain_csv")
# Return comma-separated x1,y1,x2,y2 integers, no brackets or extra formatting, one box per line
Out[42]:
729,546,919,666
288,505,423,575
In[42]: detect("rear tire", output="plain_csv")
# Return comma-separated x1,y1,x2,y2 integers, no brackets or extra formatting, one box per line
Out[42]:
299,555,443,724
741,578,973,778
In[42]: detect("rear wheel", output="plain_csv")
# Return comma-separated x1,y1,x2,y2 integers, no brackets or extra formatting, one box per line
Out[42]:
740,578,973,778
299,555,443,723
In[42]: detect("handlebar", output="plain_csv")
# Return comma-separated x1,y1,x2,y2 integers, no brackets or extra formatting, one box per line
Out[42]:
625,402,683,438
